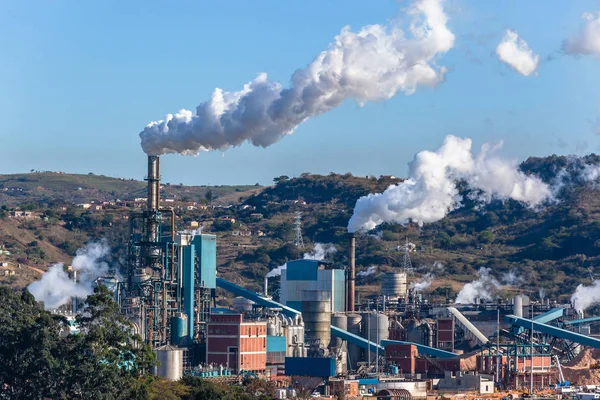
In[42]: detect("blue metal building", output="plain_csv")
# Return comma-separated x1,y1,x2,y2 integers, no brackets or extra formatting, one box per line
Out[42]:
280,259,346,312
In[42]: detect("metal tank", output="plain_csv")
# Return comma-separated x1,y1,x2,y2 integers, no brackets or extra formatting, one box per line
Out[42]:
330,313,348,350
346,313,362,371
153,345,183,381
513,295,523,318
170,312,188,346
382,272,408,300
365,312,389,345
301,290,331,350
233,297,254,313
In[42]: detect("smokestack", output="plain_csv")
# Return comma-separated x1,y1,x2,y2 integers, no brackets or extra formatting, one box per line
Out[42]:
147,155,160,211
264,277,268,297
347,233,356,312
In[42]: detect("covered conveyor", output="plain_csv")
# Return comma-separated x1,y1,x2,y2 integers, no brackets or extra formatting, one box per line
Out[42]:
331,325,383,353
505,314,600,349
447,307,489,345
563,316,600,326
216,277,300,318
533,307,564,324
381,340,458,359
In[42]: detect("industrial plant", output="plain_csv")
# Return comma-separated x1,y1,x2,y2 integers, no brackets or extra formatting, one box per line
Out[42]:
73,155,600,399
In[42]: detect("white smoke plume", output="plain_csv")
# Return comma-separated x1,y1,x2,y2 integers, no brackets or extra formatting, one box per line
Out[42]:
139,0,454,155
266,242,337,278
495,30,539,76
266,263,286,278
410,273,434,291
539,288,547,301
348,135,551,232
433,260,444,270
501,269,525,287
583,163,600,183
303,243,337,261
357,265,377,278
455,267,502,304
571,280,600,312
28,242,110,310
563,11,600,56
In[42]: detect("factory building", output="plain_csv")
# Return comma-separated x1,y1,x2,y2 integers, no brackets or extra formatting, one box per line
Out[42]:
206,311,267,373
280,259,345,313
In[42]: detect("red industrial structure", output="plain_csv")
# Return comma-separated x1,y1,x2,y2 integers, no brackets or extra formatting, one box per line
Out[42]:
206,312,267,373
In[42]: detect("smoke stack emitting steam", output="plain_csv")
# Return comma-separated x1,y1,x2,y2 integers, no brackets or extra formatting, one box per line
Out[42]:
139,0,454,156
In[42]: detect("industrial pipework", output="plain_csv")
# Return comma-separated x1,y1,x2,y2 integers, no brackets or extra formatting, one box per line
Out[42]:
347,232,356,312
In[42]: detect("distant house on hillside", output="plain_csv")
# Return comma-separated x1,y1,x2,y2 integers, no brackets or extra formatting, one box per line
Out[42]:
250,213,263,220
190,221,200,228
9,211,34,219
77,203,92,210
232,230,252,237
219,217,236,224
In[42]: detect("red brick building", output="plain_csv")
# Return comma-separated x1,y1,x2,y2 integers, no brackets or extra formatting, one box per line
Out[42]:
385,343,461,377
206,312,267,373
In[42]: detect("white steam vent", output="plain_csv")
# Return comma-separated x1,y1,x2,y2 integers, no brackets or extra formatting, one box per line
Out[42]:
139,0,454,156
28,242,110,310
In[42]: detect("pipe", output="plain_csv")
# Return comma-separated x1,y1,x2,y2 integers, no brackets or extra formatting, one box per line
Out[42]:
159,208,176,282
347,233,356,312
264,277,268,296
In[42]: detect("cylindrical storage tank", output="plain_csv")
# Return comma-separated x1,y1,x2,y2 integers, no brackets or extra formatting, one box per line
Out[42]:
153,345,183,381
301,290,331,349
233,297,254,313
330,313,348,350
382,273,407,300
367,313,389,345
347,313,362,371
171,312,188,346
513,295,523,318
267,321,278,336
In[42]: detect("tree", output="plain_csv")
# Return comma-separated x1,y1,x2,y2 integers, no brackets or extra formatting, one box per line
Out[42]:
478,230,495,244
0,287,67,399
64,285,156,399
273,175,289,185
205,189,214,202
0,286,156,399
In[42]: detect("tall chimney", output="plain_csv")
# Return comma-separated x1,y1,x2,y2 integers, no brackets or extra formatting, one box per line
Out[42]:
264,277,268,297
347,232,356,312
147,155,160,211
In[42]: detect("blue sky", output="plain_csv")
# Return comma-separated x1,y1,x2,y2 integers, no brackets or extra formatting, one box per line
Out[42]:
0,0,598,185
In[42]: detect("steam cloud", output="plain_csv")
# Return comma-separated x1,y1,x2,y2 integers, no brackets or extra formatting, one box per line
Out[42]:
455,267,502,304
411,273,434,291
501,269,525,287
571,280,600,312
563,11,600,56
266,242,336,278
139,0,454,155
348,135,551,232
303,243,337,261
28,242,110,310
495,30,539,76
357,265,377,278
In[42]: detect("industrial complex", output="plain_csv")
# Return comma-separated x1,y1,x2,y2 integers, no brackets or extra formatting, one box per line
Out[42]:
68,156,600,399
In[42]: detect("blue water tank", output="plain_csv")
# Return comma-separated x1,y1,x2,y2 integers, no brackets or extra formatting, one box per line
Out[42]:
171,313,188,346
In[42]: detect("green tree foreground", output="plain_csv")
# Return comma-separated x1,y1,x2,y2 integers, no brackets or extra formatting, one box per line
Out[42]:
0,286,279,400
0,286,156,399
